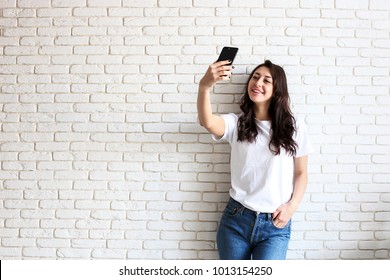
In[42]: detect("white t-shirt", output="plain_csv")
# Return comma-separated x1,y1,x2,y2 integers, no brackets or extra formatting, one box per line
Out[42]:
213,113,313,213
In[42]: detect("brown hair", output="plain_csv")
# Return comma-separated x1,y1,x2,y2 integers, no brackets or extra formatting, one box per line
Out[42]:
237,60,297,156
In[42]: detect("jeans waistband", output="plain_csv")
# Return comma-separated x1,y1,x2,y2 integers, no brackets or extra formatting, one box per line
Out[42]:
228,197,273,219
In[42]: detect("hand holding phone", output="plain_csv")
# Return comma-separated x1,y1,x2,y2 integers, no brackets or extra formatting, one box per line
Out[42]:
199,47,239,89
216,46,238,65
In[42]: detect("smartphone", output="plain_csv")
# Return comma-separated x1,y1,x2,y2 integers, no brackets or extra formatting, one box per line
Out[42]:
216,46,238,65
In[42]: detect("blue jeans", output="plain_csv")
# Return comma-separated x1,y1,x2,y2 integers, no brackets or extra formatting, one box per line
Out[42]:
217,198,291,260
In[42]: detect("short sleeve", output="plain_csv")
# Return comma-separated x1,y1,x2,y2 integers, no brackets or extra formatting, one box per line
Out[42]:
211,113,238,144
294,118,313,157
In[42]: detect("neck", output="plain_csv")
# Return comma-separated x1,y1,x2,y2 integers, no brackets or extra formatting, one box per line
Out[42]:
254,103,271,121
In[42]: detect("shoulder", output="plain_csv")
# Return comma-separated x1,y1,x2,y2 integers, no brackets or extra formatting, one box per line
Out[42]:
294,115,307,131
224,112,239,120
292,115,310,141
221,113,239,124
293,115,313,156
213,113,239,143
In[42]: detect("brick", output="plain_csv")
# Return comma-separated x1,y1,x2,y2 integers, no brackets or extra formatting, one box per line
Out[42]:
23,248,57,258
18,0,50,8
370,0,390,9
57,248,92,258
336,0,368,9
107,240,142,249
91,249,126,259
88,0,121,7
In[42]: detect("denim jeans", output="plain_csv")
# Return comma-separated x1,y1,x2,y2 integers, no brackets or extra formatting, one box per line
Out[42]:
217,197,291,260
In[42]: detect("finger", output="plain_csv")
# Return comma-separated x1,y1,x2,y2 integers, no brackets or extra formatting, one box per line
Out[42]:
220,65,234,71
211,67,231,77
272,219,282,228
210,67,230,76
210,64,233,74
273,219,286,229
217,70,232,76
218,75,231,81
272,209,281,220
214,60,232,67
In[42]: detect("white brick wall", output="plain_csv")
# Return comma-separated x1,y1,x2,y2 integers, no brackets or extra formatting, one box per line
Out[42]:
1,0,389,259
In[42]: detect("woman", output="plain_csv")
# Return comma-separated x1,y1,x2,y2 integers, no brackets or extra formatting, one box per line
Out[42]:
197,59,312,260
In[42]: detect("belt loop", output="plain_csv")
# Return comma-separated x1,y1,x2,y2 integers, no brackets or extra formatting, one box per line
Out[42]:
268,213,272,221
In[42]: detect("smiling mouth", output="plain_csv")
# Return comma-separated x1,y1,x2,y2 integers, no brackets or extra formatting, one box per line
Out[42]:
251,88,264,95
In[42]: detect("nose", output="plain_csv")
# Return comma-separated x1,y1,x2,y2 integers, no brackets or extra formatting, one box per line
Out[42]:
255,79,263,87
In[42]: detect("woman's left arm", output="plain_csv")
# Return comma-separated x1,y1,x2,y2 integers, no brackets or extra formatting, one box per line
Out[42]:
272,155,308,228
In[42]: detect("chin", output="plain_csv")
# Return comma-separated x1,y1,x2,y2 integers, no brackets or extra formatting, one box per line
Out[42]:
250,94,270,103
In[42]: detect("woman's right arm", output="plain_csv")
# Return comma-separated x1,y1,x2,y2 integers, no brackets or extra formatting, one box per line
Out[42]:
197,60,232,138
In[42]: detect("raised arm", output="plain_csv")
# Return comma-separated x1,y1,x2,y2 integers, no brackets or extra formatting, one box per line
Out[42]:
197,60,232,137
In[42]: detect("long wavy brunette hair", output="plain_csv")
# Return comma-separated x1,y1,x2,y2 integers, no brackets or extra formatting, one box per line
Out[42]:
237,60,297,156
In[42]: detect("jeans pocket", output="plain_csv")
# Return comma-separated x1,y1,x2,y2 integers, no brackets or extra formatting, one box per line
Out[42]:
223,200,244,217
271,219,292,230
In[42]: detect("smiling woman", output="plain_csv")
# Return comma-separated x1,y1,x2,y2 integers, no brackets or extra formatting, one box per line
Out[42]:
197,59,313,260
238,60,298,157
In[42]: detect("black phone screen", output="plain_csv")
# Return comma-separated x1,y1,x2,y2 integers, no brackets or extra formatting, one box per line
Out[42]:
216,47,238,65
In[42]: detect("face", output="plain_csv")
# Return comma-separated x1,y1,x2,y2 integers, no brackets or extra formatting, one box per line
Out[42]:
247,66,274,105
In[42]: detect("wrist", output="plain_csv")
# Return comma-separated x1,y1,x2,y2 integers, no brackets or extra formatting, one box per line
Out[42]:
287,200,299,212
198,84,211,94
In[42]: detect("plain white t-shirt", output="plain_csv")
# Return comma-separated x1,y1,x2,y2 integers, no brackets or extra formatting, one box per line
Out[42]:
213,113,313,213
